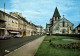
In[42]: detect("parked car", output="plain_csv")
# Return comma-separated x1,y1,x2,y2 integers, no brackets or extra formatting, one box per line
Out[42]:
14,35,23,38
0,35,12,40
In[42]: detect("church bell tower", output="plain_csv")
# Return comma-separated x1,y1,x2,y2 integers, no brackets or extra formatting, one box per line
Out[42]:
52,7,61,24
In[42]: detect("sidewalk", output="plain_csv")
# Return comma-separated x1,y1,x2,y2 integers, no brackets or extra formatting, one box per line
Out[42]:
5,36,45,56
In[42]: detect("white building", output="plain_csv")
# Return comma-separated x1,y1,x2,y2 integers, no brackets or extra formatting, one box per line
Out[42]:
46,7,74,34
36,25,43,35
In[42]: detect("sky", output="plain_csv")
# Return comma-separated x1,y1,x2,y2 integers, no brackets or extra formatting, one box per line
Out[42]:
0,0,80,28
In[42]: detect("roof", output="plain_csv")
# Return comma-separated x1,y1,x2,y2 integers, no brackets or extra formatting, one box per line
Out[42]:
76,24,80,28
62,17,74,25
47,24,51,25
0,10,37,27
53,7,61,17
36,25,43,28
18,15,28,23
46,24,51,27
0,10,18,20
53,17,74,26
73,24,80,31
74,24,80,29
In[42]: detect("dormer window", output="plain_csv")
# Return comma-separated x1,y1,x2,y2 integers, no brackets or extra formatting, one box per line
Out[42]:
12,20,14,23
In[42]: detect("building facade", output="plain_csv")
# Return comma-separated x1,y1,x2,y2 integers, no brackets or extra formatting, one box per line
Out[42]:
36,25,45,35
0,10,19,36
0,10,6,36
0,10,38,37
46,7,74,34
73,24,80,34
9,12,37,36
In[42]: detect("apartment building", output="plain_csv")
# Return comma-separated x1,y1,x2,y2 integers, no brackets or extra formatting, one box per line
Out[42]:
0,10,38,37
9,12,27,37
26,22,33,36
0,10,19,36
9,12,37,36
36,25,43,35
0,10,6,36
30,23,37,36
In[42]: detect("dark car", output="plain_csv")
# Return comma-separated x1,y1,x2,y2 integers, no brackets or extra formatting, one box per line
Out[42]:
0,35,12,40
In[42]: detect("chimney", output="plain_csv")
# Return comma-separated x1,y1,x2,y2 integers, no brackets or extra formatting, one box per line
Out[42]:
19,13,22,16
9,12,12,15
16,12,18,15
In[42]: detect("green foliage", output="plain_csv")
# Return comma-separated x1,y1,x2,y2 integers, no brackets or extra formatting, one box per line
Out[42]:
44,36,53,41
52,40,72,44
35,36,80,56
44,36,70,41
35,42,80,56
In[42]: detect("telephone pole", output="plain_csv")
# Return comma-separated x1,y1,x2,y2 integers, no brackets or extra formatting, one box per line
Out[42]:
4,0,5,12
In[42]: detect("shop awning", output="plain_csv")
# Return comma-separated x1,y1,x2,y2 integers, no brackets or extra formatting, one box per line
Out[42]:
10,31,19,33
19,30,25,32
0,28,6,29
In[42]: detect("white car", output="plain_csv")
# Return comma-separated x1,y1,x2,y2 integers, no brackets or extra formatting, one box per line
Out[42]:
0,35,12,39
14,35,23,38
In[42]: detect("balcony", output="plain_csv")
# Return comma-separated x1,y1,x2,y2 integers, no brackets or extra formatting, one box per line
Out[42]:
0,23,6,28
0,18,6,22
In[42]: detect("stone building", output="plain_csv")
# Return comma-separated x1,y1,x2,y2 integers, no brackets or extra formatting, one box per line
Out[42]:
0,10,19,36
0,10,6,36
9,12,37,36
29,21,37,36
73,24,80,34
9,12,26,36
26,21,32,36
46,7,74,34
36,25,43,35
31,24,37,36
0,10,37,37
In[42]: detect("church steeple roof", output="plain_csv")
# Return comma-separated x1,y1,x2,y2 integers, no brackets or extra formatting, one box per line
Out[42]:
53,7,61,17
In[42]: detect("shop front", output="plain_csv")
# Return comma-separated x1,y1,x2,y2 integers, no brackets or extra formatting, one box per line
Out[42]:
0,28,5,36
8,30,19,36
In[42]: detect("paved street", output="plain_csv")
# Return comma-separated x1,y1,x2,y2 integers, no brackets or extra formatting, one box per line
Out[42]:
5,36,45,56
0,35,42,56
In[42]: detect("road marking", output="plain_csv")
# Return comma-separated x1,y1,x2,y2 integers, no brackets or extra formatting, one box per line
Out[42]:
5,50,10,53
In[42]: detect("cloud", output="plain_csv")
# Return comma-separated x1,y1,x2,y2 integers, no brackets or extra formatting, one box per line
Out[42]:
0,0,80,28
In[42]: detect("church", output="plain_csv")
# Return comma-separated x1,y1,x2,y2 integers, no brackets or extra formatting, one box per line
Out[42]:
46,7,74,34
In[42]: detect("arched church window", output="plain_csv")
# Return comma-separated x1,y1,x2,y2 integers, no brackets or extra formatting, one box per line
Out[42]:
67,23,68,27
58,17,59,20
62,29,65,33
63,21,65,27
70,27,72,30
55,17,57,21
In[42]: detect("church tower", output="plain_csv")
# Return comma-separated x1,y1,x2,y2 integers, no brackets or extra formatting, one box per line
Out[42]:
52,7,61,24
